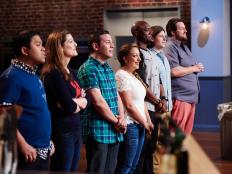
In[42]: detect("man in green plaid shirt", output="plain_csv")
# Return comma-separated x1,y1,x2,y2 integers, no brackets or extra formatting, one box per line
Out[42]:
77,30,126,174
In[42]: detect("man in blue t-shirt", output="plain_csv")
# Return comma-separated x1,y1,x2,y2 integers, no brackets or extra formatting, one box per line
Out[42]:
0,30,54,171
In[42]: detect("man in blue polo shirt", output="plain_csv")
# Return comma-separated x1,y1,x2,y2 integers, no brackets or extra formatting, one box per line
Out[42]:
78,30,126,174
0,30,53,170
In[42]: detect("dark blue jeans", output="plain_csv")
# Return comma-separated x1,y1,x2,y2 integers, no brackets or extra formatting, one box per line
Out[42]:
115,123,145,174
50,130,82,172
85,135,120,174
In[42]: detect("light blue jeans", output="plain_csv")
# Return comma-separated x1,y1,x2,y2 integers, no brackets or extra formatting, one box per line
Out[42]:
115,123,145,174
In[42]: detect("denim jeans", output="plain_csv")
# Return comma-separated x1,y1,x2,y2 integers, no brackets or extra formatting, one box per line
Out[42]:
85,135,120,174
115,123,145,174
50,129,82,172
135,110,158,174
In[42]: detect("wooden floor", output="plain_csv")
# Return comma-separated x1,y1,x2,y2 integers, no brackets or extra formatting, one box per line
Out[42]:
192,131,232,174
77,131,232,174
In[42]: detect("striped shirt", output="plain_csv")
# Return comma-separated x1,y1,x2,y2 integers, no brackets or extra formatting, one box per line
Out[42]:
77,57,123,144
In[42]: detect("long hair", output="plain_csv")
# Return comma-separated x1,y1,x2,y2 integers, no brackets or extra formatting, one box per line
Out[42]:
41,30,71,80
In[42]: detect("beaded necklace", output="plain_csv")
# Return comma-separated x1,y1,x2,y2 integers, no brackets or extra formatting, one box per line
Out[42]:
11,59,37,75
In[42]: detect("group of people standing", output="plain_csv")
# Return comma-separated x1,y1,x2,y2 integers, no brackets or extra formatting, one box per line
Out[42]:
0,17,204,174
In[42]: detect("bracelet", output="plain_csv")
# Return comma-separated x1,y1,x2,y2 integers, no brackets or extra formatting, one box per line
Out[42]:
160,96,168,101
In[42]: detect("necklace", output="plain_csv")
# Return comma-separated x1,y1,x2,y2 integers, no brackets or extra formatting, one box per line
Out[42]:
11,59,37,75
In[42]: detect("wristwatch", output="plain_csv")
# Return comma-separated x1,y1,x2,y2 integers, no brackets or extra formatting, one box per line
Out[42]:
160,96,168,101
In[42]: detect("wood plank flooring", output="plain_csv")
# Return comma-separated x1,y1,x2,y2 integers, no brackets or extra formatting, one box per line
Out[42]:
77,131,232,174
192,131,232,174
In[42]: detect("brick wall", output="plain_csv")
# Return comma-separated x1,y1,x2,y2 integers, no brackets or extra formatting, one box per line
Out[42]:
0,0,190,39
0,0,190,71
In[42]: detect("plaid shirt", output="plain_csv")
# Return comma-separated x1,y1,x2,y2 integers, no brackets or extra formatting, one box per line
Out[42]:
77,57,123,144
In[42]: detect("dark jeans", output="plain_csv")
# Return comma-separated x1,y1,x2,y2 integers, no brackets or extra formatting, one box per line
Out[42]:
85,135,120,174
18,150,50,171
135,110,159,174
50,130,82,172
115,123,145,174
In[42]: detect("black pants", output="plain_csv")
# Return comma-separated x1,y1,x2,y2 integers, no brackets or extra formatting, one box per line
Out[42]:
18,150,50,171
85,135,120,174
135,110,159,174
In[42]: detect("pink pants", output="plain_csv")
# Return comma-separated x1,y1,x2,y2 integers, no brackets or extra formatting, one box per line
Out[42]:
171,99,196,134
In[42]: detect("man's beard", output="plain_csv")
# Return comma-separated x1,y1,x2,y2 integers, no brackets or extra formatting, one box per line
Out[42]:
177,34,188,42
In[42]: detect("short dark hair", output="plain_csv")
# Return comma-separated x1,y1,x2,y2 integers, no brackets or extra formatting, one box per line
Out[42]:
166,18,184,37
88,30,110,53
118,43,138,66
150,26,165,38
12,30,40,57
